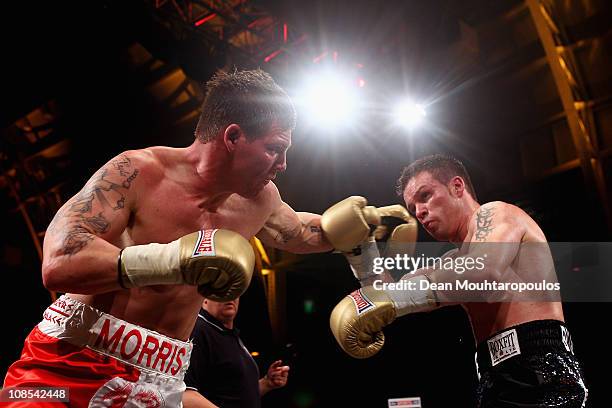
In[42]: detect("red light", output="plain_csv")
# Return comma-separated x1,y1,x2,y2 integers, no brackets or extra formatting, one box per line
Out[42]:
283,23,288,43
358,78,366,88
264,49,283,63
195,13,216,27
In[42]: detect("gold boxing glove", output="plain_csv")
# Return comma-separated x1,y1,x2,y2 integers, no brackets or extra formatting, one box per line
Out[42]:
337,203,417,284
374,205,418,258
321,196,381,252
330,276,437,359
119,229,254,301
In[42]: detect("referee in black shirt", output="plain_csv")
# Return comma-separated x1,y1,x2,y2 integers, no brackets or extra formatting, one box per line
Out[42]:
183,297,290,408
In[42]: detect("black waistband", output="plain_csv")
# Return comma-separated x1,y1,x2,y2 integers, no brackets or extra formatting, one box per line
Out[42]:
476,319,572,372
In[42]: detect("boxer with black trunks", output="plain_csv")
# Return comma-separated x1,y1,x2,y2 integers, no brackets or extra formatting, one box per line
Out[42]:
3,69,332,407
324,154,588,407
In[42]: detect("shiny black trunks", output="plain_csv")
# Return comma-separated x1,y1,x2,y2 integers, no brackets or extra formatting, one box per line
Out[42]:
475,320,587,407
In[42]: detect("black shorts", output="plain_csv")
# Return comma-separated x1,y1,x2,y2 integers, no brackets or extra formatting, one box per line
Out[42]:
475,320,587,408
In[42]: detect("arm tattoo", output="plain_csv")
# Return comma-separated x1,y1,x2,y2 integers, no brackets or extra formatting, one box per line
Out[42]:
111,155,132,177
274,222,323,245
276,224,302,244
475,207,495,241
53,155,139,256
61,224,94,256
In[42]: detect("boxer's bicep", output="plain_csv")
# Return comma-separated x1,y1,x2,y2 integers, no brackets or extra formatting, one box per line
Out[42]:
44,152,140,257
257,203,332,253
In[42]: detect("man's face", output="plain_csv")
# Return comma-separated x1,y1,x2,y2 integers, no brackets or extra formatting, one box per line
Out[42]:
403,171,460,241
204,298,239,323
234,125,292,198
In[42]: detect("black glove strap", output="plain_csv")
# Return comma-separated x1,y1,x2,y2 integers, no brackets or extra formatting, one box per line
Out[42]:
117,249,128,289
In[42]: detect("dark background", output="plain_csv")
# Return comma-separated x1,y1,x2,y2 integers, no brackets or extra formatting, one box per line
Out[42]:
1,1,611,407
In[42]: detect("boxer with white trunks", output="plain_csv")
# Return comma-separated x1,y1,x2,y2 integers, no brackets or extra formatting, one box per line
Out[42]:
5,295,191,407
3,69,332,407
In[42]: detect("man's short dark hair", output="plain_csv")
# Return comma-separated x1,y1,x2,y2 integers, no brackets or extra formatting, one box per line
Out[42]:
396,154,478,201
195,69,297,143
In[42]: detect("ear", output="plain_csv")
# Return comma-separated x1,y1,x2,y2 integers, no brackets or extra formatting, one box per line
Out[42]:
450,176,465,197
223,124,244,152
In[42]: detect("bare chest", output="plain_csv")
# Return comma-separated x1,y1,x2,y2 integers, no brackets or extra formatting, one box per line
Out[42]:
125,183,271,246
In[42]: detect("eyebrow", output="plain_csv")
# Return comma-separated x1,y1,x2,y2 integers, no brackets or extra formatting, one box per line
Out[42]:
407,185,427,201
268,142,291,149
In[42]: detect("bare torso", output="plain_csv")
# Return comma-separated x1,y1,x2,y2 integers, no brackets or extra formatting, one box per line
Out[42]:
68,147,277,340
462,202,564,343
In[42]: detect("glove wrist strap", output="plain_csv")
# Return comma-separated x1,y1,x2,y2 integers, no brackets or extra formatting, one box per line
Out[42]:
344,238,380,282
121,240,183,287
387,275,438,317
117,249,129,289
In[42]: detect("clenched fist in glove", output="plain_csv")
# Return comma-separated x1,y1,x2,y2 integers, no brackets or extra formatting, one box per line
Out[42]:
321,196,381,252
330,275,437,358
322,197,418,285
118,229,254,301
374,205,418,259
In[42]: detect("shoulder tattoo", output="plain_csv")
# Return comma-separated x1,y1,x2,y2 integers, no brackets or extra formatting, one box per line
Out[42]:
474,206,495,242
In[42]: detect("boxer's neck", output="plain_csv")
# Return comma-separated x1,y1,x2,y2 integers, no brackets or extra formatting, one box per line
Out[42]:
184,140,237,210
450,198,480,244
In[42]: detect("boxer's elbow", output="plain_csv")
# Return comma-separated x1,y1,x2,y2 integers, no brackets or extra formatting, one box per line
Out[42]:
42,259,60,291
41,255,71,291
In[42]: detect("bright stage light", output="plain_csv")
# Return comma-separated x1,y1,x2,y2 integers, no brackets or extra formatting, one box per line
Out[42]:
298,72,358,129
394,99,426,129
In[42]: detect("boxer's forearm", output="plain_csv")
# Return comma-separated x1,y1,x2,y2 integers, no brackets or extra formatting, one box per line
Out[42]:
42,205,126,295
284,212,333,253
43,228,255,299
258,209,333,254
42,234,123,294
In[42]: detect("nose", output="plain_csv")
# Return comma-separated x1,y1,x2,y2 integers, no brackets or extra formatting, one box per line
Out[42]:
416,203,428,221
275,152,287,173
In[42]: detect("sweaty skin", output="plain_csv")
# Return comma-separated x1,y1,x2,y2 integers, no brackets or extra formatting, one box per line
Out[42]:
42,128,331,341
403,171,563,343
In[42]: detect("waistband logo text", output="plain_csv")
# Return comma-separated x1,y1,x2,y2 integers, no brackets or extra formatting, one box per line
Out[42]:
92,318,188,377
487,329,521,366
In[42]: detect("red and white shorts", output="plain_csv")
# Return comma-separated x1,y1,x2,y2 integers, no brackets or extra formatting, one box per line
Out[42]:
3,295,192,407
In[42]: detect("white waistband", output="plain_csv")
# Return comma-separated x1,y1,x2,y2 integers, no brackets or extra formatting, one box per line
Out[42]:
38,295,192,380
